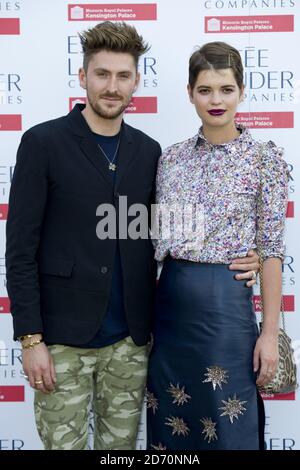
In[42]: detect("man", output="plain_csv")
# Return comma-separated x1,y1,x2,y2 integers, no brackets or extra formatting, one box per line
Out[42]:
6,21,258,450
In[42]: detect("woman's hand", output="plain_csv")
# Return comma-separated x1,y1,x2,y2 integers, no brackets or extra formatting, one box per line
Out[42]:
253,333,279,387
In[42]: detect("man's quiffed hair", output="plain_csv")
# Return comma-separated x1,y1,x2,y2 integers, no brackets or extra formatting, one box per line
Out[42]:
79,21,150,70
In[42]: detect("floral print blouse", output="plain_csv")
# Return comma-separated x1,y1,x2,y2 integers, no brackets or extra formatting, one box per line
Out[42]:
153,125,289,264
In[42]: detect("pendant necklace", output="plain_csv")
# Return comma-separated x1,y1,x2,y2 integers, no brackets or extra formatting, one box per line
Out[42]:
97,137,120,171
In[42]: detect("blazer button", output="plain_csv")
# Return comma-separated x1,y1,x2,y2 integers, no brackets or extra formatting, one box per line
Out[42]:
101,266,108,274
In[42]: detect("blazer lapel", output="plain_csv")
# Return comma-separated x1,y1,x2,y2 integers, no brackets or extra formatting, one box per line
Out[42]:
115,123,137,190
67,104,137,190
80,136,113,189
67,105,113,189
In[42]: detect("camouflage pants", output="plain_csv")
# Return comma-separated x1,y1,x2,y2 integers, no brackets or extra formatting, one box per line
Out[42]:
34,336,149,450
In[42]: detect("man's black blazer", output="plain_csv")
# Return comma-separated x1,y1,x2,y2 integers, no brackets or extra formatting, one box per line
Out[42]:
6,104,161,346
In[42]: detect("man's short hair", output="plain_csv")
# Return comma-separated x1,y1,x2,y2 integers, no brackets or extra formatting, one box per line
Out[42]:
79,21,150,71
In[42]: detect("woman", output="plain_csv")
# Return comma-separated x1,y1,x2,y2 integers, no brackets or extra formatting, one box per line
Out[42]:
147,42,288,450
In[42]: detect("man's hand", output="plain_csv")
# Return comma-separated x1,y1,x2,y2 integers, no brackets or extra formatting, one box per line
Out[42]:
23,342,56,394
229,249,259,287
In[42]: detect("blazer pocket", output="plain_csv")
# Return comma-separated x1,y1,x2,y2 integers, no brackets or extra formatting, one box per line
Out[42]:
39,257,74,278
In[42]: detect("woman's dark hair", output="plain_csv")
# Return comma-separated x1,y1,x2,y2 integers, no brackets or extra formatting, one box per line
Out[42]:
189,42,244,91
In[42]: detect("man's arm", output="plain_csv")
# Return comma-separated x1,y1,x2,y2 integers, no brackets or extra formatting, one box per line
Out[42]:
6,130,48,338
229,249,259,287
6,130,56,393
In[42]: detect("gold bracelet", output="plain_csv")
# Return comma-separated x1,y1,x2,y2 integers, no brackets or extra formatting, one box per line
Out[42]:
22,339,44,350
18,334,35,342
18,333,42,342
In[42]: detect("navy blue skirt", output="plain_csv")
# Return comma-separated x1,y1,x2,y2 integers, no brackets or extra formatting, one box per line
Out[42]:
147,258,265,450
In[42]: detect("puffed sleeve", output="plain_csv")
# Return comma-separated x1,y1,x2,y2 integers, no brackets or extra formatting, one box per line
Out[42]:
256,141,289,260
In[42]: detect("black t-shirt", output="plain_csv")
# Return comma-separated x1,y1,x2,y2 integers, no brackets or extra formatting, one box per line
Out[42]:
80,132,129,348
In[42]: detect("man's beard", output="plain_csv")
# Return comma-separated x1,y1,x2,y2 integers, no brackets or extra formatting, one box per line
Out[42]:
87,92,132,120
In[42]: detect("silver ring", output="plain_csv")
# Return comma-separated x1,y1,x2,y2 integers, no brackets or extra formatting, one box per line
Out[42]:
251,271,257,280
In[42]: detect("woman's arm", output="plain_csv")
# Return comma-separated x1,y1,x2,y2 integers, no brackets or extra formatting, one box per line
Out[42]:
254,141,289,387
254,257,281,387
